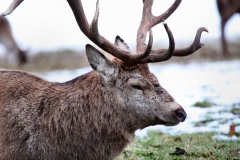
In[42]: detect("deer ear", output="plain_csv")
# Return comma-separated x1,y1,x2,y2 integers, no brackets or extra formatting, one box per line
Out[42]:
86,44,116,77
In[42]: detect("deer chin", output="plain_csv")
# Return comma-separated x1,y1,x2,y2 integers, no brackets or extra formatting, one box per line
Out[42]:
163,121,181,126
154,115,181,127
140,116,181,129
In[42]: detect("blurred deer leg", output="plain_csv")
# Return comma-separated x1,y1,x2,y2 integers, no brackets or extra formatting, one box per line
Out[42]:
221,19,229,55
17,49,27,65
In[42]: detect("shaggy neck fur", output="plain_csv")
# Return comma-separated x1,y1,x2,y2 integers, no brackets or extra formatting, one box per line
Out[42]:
40,71,135,159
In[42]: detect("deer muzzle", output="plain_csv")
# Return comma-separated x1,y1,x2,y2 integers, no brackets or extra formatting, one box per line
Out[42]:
174,108,187,122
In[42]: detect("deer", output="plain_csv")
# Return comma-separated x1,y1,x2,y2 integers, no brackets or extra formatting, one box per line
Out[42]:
0,0,207,159
0,16,27,65
216,0,240,55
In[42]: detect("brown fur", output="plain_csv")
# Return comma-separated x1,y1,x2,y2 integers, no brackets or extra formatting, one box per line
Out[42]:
0,45,186,159
0,16,27,65
216,0,240,55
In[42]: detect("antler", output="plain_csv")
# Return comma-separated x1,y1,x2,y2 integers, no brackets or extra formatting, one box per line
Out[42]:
67,0,207,66
3,0,208,66
153,27,209,57
136,0,208,61
67,0,177,66
66,0,176,66
2,0,23,16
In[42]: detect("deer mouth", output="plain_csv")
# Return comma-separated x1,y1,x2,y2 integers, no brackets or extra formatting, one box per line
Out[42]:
162,121,181,126
148,116,181,127
158,111,187,126
132,116,181,130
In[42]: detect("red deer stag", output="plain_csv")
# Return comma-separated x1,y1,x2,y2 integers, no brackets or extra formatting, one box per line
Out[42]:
216,0,240,55
0,16,27,65
0,0,207,159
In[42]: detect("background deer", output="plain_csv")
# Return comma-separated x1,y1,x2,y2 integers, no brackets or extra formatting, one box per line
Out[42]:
0,0,207,159
216,0,240,55
0,16,27,65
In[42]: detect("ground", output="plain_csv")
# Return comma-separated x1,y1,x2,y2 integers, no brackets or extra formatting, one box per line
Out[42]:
116,131,240,160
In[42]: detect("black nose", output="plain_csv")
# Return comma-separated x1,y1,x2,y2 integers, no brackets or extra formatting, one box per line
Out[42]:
175,109,187,122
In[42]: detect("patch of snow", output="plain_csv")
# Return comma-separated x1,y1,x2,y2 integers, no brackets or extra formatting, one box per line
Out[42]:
212,134,239,141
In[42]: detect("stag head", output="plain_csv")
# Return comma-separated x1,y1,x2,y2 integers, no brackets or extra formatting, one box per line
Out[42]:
86,44,186,129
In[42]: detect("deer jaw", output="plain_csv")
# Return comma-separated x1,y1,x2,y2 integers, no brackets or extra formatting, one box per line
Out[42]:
86,45,186,131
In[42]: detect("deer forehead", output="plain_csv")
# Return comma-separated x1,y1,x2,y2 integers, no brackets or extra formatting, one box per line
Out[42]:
120,69,159,86
111,59,159,85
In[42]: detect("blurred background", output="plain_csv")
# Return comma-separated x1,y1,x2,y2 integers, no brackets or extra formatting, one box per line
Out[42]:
0,0,240,67
0,0,239,139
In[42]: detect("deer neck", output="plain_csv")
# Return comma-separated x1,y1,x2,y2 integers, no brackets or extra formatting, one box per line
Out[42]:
41,71,135,159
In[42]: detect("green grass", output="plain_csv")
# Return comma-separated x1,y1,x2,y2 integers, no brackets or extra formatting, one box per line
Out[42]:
231,107,240,115
193,100,215,108
194,118,217,127
116,131,240,160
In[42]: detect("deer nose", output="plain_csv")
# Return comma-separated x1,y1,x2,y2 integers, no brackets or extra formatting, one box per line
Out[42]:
175,109,187,122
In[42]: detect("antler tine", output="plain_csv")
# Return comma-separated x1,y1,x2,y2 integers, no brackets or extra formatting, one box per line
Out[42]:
152,0,182,28
90,0,103,44
2,0,24,16
137,0,208,60
138,22,175,63
173,27,208,56
137,0,181,53
135,0,181,63
67,0,153,66
90,0,154,61
147,27,208,56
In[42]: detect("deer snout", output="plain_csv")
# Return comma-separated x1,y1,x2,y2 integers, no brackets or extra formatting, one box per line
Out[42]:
174,109,187,122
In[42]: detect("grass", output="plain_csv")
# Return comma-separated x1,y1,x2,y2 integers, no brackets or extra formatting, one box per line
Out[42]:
232,108,240,115
116,131,240,160
231,103,240,115
193,100,215,108
194,118,217,127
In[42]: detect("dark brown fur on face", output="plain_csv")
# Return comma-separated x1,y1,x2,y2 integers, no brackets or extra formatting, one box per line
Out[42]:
0,45,186,160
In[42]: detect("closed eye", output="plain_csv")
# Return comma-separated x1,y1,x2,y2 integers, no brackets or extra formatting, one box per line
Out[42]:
132,85,142,90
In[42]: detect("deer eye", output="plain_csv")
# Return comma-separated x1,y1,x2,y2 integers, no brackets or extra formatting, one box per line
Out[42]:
154,84,160,88
132,85,142,90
